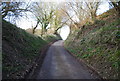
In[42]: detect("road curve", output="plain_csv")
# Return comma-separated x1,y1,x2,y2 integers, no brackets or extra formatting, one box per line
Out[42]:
37,40,99,79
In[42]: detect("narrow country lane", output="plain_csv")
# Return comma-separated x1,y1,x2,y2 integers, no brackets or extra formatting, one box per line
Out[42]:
37,40,99,79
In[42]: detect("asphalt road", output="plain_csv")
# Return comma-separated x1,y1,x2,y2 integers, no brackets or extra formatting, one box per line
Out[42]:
37,40,99,79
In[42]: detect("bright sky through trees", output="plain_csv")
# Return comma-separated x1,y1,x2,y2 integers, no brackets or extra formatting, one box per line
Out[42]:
15,1,109,40
3,1,110,40
60,26,70,40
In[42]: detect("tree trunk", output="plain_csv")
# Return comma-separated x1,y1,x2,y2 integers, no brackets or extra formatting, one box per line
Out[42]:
91,11,97,21
32,20,39,34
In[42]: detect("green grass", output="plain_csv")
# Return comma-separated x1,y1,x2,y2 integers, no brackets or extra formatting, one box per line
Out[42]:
2,20,59,79
43,35,61,43
65,11,120,79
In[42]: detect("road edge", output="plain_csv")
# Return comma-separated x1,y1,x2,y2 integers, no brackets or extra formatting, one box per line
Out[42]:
62,41,106,80
24,40,58,79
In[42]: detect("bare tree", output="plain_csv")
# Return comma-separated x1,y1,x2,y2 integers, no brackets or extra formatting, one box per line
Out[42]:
52,6,69,33
85,0,101,20
1,2,31,19
31,2,55,36
64,0,101,24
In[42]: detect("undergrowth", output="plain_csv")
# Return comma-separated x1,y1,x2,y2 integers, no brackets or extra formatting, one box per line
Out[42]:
2,20,59,79
65,9,120,79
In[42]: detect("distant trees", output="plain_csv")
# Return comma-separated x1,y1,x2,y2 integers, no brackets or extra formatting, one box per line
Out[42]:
3,1,119,37
53,5,71,35
31,2,70,36
59,0,101,30
31,2,55,36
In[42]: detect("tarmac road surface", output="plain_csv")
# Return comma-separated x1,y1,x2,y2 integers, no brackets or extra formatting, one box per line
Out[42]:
37,40,99,79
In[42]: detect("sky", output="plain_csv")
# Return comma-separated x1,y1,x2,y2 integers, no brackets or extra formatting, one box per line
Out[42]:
96,1,110,15
16,1,109,29
61,1,110,40
5,1,110,40
60,26,70,40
